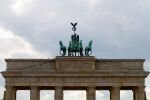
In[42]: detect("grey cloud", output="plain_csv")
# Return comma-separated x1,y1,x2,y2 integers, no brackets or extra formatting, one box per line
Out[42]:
0,0,150,99
0,0,150,59
0,75,5,86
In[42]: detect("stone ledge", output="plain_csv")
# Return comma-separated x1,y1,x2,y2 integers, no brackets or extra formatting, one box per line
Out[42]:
2,71,149,77
5,58,55,62
5,82,145,87
96,59,145,62
56,56,95,60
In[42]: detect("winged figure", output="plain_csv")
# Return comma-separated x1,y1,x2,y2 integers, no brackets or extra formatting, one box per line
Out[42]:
70,22,77,27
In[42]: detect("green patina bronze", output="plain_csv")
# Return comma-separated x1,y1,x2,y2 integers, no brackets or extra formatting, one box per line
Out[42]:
85,40,93,56
59,41,66,56
59,23,92,56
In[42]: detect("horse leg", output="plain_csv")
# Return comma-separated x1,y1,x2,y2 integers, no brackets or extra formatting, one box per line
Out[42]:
79,51,81,56
71,51,73,56
68,50,70,56
68,49,70,56
79,49,81,56
87,50,89,56
81,48,83,56
85,49,87,56
64,49,66,56
62,50,65,56
60,50,62,55
62,50,64,56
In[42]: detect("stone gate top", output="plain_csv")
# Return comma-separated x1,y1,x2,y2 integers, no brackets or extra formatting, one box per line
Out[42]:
3,57,148,75
1,56,149,100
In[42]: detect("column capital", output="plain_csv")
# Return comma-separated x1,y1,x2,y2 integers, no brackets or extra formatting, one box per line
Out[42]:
30,86,39,89
5,86,16,89
87,86,96,88
55,86,63,89
111,85,121,88
87,86,96,90
137,85,145,88
133,86,145,91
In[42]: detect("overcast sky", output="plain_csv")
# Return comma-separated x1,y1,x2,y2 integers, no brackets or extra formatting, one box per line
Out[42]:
0,0,150,100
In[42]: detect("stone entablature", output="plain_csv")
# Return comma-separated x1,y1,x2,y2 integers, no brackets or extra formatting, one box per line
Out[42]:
5,59,56,71
1,56,149,100
4,57,145,71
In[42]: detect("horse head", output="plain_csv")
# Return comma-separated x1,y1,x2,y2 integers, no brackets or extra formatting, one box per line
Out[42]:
59,41,63,48
89,40,93,48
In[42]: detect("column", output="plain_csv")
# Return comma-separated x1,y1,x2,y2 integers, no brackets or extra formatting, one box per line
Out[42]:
30,86,40,100
55,86,63,100
3,91,6,100
110,86,120,100
134,86,145,100
5,86,16,100
86,87,96,100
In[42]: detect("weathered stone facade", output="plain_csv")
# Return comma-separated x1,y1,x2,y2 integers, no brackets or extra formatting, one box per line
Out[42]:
1,56,149,100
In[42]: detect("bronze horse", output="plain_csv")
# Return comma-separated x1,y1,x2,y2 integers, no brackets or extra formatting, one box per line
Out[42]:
59,41,66,56
85,40,93,56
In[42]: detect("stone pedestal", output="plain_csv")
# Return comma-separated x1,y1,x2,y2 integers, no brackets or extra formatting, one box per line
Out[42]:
56,57,95,72
30,87,39,100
